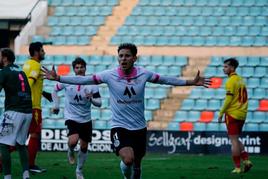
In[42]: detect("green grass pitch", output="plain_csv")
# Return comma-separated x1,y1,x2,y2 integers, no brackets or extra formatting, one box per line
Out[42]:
2,152,268,179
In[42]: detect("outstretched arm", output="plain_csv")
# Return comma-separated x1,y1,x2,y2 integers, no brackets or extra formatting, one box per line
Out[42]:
42,66,96,85
157,70,211,87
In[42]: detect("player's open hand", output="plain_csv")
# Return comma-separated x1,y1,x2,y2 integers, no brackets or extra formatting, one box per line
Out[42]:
42,65,59,81
192,70,211,88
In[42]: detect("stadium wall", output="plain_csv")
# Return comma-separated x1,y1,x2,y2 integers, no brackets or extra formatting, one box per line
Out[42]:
41,129,268,154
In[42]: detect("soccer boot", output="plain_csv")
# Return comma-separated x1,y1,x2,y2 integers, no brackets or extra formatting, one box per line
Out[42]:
231,167,241,174
243,160,253,173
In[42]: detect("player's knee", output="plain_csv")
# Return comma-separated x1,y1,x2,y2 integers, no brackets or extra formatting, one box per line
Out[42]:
123,157,134,166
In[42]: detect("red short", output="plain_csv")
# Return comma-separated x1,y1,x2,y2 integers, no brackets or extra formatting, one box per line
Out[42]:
225,114,245,135
29,108,42,134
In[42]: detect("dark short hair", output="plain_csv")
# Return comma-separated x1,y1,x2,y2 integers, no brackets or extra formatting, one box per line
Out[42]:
118,43,137,56
224,58,239,69
72,57,86,69
29,42,43,57
0,48,15,63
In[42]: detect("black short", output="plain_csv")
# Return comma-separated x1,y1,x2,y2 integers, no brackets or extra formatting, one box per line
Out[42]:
65,120,92,143
110,127,147,159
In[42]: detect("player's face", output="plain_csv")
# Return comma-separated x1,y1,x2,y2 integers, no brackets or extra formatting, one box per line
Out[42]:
223,63,234,75
118,49,137,73
38,47,45,61
74,64,86,76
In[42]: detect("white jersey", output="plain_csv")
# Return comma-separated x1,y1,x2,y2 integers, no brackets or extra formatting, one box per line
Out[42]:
60,66,186,130
54,83,99,123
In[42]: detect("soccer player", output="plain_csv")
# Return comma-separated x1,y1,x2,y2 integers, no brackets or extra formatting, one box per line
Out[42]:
22,42,47,173
51,57,102,179
218,58,252,174
42,43,210,179
0,48,32,179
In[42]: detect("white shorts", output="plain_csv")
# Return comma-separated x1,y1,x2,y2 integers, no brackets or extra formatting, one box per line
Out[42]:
0,111,32,146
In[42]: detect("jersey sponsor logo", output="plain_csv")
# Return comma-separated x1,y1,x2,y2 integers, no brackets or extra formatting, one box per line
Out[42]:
124,86,136,98
74,94,82,102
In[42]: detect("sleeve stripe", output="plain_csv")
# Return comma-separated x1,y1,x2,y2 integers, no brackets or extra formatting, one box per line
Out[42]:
56,83,61,91
93,74,101,84
152,74,160,83
29,77,36,82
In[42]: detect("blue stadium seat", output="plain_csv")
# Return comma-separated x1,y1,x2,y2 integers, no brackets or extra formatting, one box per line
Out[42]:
244,123,259,131
154,88,167,99
194,122,206,131
173,111,187,122
48,17,58,26
145,88,154,98
204,67,217,77
215,88,225,99
247,78,260,88
93,120,107,129
253,88,266,99
206,123,219,131
65,7,77,16
181,99,194,110
43,119,56,129
145,110,152,121
194,99,207,110
163,56,176,66
253,112,266,123
101,109,111,120
202,88,215,99
248,100,259,111
91,109,101,119
219,123,227,131
146,99,160,110
175,57,187,66
247,57,260,66
229,37,242,46
254,36,267,46
207,99,221,111
225,7,237,16
260,57,268,66
259,123,268,131
237,26,248,36
236,56,247,66
167,122,179,131
190,88,202,99
242,67,254,77
188,111,200,122
200,27,212,36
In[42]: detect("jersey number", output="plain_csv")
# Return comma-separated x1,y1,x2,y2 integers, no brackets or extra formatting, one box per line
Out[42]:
238,87,247,104
18,73,25,92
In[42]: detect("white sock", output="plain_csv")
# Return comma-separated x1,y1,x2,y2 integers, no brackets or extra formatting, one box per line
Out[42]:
23,170,29,179
4,175,11,179
120,160,133,179
76,150,88,172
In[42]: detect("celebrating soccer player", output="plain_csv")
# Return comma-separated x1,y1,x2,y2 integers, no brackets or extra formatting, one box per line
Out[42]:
218,58,253,174
42,43,210,179
51,57,102,179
